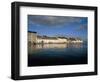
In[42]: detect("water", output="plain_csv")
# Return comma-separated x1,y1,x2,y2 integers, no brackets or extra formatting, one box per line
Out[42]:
28,43,87,67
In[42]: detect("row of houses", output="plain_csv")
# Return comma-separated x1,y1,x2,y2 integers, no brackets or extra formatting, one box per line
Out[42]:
28,31,83,44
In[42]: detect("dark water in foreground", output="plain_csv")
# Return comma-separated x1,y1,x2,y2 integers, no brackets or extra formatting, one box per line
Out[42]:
28,43,87,67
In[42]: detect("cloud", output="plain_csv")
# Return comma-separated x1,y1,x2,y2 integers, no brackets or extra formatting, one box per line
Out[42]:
28,15,87,26
76,24,87,31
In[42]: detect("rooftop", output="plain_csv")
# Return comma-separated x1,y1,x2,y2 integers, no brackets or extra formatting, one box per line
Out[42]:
28,31,37,33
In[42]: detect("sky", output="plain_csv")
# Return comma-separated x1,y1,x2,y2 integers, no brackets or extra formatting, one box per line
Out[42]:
28,15,88,41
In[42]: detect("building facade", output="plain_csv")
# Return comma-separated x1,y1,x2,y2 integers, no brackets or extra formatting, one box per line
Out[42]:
28,31,83,44
28,31,37,44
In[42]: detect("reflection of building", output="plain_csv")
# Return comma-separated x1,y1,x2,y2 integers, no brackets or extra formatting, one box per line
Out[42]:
28,43,83,50
28,31,83,44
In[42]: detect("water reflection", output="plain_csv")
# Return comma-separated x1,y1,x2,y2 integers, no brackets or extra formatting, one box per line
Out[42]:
28,43,87,66
28,43,84,55
29,43,83,49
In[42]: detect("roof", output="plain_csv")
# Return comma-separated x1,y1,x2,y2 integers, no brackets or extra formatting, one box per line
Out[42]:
57,37,67,39
37,36,57,40
28,31,37,33
42,37,57,40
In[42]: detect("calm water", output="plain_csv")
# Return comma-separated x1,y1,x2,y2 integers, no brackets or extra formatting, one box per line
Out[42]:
28,43,87,67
